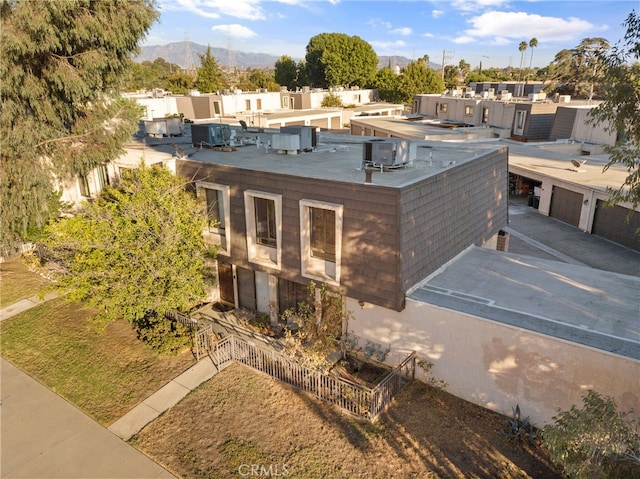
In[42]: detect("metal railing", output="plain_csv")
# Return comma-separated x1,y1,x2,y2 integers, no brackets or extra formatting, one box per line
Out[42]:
203,333,415,421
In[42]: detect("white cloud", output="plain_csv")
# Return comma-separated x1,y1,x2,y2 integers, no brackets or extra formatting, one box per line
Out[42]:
370,40,407,50
432,9,444,18
465,11,596,43
368,18,393,30
390,27,413,36
451,0,510,13
452,35,476,44
212,24,257,38
172,0,265,21
422,32,435,38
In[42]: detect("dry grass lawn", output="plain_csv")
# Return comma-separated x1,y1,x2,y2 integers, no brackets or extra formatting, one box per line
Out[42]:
131,363,563,479
0,257,50,306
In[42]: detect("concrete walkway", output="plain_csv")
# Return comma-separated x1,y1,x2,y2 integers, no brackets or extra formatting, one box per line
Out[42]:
108,357,222,440
1,357,175,479
0,291,59,321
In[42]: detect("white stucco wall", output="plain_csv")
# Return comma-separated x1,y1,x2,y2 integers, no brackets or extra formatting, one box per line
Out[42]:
346,297,640,427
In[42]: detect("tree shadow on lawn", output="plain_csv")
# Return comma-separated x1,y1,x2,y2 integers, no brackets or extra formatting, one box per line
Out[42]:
378,381,564,479
288,377,563,478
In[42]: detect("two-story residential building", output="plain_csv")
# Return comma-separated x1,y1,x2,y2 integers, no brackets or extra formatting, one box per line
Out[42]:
176,128,509,317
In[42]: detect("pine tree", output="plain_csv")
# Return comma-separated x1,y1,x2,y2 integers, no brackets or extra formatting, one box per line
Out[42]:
195,46,227,93
0,0,158,253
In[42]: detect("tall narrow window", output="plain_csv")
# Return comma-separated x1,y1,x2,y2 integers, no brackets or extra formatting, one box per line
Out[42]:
300,199,343,285
97,164,110,190
79,174,90,197
244,191,282,269
310,208,336,261
205,188,225,233
255,197,276,247
198,182,231,253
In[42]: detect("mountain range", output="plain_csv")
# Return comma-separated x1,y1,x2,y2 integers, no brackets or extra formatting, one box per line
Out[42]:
135,42,437,71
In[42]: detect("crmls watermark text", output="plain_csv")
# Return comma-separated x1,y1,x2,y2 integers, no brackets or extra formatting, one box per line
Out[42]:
238,464,289,476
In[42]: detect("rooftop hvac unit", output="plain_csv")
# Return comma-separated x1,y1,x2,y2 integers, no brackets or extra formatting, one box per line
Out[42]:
363,140,396,166
191,124,231,147
271,133,301,153
280,126,316,151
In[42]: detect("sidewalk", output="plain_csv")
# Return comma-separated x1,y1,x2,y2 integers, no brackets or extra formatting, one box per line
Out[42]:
1,357,175,479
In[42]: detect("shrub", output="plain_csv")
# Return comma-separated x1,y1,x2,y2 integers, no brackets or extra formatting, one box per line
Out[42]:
321,93,343,108
543,390,640,478
134,314,192,356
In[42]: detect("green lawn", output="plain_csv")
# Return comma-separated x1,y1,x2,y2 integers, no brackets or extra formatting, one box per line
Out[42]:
0,257,50,307
0,297,195,425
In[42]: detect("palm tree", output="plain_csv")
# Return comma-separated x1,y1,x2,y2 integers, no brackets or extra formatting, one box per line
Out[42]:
517,41,528,94
518,41,528,78
528,38,538,77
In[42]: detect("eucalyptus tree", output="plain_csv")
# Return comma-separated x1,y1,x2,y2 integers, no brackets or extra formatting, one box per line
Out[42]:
588,11,640,210
0,0,158,252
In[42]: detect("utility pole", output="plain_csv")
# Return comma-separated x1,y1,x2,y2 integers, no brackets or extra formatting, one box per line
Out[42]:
441,50,454,80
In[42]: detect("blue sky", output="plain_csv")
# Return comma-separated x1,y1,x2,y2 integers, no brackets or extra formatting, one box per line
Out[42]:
145,0,637,68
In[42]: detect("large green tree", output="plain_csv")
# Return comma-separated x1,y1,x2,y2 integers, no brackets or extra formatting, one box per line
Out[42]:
0,0,158,253
373,66,402,103
304,33,378,89
274,55,299,90
195,45,226,93
588,10,640,210
397,60,445,103
42,164,210,326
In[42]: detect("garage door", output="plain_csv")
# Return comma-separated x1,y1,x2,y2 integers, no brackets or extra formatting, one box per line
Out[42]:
549,186,582,227
592,200,640,251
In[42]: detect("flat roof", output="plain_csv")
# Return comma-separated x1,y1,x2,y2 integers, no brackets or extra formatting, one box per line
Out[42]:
505,141,628,193
181,130,505,188
409,246,640,360
350,117,631,195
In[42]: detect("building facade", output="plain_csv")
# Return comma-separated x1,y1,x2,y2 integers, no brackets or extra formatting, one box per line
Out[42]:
176,129,509,317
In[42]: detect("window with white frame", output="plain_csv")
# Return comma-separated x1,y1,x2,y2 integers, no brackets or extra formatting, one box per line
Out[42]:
464,105,474,116
439,103,448,112
300,199,343,284
282,96,289,109
78,173,91,197
197,182,231,253
245,190,282,269
96,164,110,190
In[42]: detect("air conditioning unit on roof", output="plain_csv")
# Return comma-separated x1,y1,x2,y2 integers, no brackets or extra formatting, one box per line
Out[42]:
363,140,395,166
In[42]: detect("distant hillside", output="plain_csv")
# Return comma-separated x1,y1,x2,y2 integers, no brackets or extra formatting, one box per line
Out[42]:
135,42,441,71
134,42,282,69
